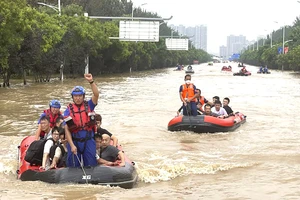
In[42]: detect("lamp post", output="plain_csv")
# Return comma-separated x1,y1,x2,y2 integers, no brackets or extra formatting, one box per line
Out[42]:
37,0,61,16
270,31,273,48
132,3,147,20
38,0,62,80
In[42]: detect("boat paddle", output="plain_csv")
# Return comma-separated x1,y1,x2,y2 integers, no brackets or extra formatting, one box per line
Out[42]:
75,154,88,184
185,103,193,129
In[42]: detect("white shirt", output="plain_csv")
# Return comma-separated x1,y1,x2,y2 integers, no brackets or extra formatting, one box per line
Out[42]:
211,107,228,116
43,137,54,170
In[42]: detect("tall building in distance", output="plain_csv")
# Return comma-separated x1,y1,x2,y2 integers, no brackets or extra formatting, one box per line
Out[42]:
169,24,207,52
226,35,247,58
219,45,227,59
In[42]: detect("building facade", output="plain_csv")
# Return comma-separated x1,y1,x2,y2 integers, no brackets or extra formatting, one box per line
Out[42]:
226,35,246,58
169,24,207,52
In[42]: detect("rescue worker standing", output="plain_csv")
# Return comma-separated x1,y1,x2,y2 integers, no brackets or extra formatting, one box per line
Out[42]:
179,74,198,116
64,73,99,167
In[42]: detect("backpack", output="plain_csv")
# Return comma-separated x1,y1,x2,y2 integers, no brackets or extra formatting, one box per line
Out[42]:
49,143,66,168
25,138,54,166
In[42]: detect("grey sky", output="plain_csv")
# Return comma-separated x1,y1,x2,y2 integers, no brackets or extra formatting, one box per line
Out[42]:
132,0,300,54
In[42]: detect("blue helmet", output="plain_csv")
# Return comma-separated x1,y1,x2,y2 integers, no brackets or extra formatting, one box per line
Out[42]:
71,86,85,96
49,99,61,108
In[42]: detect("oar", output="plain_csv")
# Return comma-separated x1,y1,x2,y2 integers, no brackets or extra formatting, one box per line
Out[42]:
75,154,88,184
185,103,193,129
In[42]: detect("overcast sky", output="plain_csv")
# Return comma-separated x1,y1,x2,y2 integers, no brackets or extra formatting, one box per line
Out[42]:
132,0,300,54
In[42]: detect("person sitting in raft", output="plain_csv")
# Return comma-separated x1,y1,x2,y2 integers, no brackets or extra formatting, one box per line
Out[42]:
203,104,219,117
196,89,213,114
264,66,269,73
50,126,68,168
259,66,264,73
40,126,62,170
95,114,118,147
211,100,228,118
95,134,125,167
55,116,64,128
240,66,247,74
36,116,52,140
222,97,234,116
211,96,220,108
34,100,63,140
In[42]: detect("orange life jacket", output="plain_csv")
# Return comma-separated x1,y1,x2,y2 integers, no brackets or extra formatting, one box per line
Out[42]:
181,83,196,102
67,101,95,133
197,96,205,112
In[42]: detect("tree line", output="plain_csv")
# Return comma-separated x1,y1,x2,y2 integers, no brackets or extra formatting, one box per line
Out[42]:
0,0,211,87
240,17,300,71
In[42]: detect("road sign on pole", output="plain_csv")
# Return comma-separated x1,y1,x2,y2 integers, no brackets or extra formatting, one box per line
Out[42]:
165,38,189,50
119,21,159,42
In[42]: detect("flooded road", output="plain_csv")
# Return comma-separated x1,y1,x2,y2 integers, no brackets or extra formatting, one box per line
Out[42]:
0,62,300,199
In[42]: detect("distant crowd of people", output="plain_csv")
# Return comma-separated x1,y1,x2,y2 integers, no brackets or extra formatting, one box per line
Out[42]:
177,74,234,118
259,66,269,73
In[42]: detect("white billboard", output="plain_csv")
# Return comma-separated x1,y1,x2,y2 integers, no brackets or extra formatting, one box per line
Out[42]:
119,21,159,42
165,38,189,50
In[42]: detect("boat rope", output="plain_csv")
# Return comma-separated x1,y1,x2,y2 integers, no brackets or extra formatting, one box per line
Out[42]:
75,154,88,184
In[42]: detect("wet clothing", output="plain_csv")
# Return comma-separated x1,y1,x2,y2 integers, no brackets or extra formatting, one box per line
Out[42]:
211,107,228,116
64,99,97,167
223,105,234,115
179,83,198,116
205,112,219,117
99,145,120,162
183,102,198,116
97,127,112,137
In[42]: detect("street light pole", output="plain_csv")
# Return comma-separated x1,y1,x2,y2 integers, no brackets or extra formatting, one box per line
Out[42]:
38,0,62,80
282,24,285,71
37,0,61,15
58,0,61,16
271,31,273,48
132,3,147,21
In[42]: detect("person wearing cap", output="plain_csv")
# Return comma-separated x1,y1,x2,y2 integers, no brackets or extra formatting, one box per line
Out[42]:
64,73,99,167
34,99,63,140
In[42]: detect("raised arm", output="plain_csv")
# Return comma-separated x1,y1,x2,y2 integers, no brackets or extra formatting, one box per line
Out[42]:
84,74,99,105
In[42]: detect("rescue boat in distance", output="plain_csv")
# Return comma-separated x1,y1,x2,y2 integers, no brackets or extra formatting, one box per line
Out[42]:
168,112,246,133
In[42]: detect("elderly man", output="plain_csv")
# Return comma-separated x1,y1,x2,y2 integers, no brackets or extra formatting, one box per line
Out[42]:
95,134,125,167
